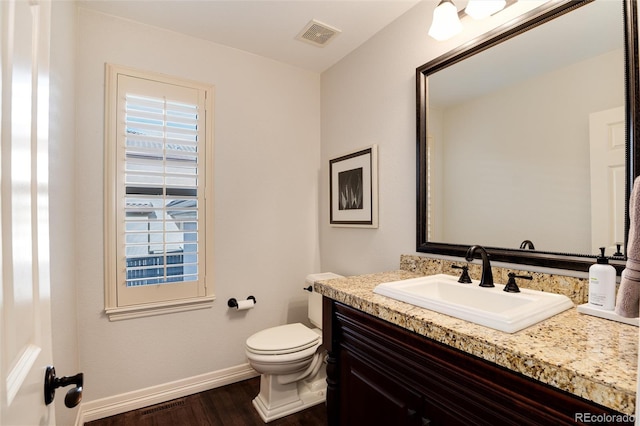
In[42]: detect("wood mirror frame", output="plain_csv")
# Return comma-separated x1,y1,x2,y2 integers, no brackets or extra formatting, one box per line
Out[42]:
416,0,639,273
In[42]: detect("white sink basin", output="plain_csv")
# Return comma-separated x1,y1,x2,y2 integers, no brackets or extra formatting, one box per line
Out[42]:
373,274,573,333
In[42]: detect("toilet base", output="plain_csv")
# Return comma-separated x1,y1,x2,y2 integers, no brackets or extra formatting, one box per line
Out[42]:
251,372,327,423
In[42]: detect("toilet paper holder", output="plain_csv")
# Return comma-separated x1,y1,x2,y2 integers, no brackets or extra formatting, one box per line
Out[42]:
227,295,256,308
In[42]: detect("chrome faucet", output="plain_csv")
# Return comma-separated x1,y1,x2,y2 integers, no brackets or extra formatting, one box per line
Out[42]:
465,245,494,288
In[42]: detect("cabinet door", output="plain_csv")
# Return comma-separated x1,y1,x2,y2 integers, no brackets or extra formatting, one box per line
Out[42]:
340,349,428,426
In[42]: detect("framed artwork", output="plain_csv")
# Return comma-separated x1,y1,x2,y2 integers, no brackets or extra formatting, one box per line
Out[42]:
329,145,378,228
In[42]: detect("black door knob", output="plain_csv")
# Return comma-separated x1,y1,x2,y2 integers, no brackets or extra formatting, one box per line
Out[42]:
44,366,83,408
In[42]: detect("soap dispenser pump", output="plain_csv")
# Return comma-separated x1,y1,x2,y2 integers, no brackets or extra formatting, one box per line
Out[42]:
588,247,616,310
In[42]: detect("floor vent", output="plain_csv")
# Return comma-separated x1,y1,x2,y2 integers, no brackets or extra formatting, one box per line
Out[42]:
296,19,341,47
141,399,186,416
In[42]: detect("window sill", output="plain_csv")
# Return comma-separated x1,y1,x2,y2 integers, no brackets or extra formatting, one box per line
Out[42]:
105,296,215,321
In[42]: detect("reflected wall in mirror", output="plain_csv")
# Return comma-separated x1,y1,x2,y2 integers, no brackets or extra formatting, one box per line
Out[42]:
417,0,639,272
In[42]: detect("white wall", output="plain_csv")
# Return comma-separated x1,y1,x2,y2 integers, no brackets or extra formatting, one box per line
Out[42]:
74,8,320,401
320,1,546,275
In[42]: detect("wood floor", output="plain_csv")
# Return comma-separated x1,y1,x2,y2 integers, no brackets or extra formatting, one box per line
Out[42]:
84,377,327,426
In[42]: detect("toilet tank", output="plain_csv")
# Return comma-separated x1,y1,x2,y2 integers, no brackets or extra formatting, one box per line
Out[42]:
305,272,343,328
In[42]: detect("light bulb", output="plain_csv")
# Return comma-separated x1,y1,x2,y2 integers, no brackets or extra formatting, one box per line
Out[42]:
465,0,507,20
428,0,463,41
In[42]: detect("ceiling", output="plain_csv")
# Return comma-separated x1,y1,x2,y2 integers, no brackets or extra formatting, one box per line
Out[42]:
76,0,425,72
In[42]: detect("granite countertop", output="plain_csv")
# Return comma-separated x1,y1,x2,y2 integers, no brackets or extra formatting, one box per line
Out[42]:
314,270,638,415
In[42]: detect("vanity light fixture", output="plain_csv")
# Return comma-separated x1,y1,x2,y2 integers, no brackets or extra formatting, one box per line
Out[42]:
429,0,513,41
428,0,463,41
465,0,507,20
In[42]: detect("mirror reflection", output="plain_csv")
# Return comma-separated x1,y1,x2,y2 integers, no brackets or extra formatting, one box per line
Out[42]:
423,0,628,263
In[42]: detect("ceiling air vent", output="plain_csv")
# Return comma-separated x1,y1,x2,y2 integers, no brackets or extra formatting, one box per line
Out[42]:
296,19,341,47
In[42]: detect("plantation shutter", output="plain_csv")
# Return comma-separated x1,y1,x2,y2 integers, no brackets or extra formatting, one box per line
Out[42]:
123,92,200,287
115,74,206,306
105,65,213,318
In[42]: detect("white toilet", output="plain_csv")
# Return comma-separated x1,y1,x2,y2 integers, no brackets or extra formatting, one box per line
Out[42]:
245,272,342,423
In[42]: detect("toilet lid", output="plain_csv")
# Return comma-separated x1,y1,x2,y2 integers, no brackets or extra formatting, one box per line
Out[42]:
246,323,320,355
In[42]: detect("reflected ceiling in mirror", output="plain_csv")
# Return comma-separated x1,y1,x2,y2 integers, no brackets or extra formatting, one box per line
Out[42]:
416,0,639,272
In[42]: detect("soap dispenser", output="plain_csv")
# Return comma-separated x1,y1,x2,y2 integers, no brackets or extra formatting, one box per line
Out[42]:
588,247,616,310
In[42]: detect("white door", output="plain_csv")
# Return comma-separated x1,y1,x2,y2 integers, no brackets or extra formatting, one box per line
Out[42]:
589,106,625,256
1,0,56,424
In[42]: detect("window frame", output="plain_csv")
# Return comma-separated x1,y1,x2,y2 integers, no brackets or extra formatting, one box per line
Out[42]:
104,64,215,321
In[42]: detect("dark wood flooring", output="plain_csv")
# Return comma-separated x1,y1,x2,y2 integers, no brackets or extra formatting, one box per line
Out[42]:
84,377,327,426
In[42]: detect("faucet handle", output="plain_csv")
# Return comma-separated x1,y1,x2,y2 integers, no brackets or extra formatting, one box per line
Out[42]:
504,272,532,293
613,243,623,257
519,240,535,250
452,264,472,284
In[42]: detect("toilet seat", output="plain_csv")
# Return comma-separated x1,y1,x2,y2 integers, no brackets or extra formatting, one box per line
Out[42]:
246,323,320,355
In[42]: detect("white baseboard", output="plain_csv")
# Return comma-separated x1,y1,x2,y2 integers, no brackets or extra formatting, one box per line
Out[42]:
75,363,259,425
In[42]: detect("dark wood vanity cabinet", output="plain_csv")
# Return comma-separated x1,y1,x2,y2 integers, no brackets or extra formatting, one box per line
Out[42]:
323,298,633,426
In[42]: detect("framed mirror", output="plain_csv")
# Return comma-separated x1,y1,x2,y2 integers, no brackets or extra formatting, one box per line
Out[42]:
417,0,639,273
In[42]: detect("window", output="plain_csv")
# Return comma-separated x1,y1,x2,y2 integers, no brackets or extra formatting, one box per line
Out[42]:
104,65,214,320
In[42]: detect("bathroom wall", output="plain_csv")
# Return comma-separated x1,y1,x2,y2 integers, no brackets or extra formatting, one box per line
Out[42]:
320,1,546,276
74,8,321,402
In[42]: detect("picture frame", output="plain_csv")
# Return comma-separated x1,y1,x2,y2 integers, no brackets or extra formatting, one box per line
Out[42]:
329,145,378,228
